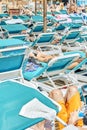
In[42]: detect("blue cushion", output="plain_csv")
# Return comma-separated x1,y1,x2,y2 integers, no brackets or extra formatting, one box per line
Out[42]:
0,80,58,130
47,55,77,72
23,61,48,80
0,13,9,18
18,15,30,21
0,38,26,48
1,24,28,34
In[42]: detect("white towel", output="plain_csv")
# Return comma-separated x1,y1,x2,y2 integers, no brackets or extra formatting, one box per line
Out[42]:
19,98,56,121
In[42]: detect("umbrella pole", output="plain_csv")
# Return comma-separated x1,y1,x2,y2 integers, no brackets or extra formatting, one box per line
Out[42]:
35,0,37,15
43,0,47,33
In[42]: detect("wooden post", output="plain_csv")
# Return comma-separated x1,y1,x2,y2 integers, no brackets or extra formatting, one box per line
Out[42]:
12,0,14,7
16,0,18,7
6,0,8,4
43,0,47,33
35,0,37,15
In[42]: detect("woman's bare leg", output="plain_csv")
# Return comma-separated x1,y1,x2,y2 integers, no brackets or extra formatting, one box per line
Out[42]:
65,86,83,127
49,89,68,130
49,89,64,103
65,86,78,102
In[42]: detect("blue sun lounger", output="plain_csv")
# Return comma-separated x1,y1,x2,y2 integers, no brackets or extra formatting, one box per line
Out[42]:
23,59,48,81
53,23,66,34
60,29,81,51
12,15,31,22
0,45,63,130
0,38,27,49
0,13,9,18
1,24,28,34
64,51,86,72
29,23,43,35
22,53,80,84
0,80,61,130
31,15,43,23
31,32,56,47
18,15,31,22
70,14,84,24
1,24,29,41
46,53,80,75
41,52,86,88
0,45,27,81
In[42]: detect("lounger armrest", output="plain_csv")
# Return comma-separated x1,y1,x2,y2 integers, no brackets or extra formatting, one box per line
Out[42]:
0,45,28,53
56,116,67,126
48,53,80,67
48,57,60,67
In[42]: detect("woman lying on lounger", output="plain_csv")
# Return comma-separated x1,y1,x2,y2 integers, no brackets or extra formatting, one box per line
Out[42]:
49,86,87,130
27,33,61,44
49,86,84,130
29,51,83,70
29,51,56,62
29,86,87,130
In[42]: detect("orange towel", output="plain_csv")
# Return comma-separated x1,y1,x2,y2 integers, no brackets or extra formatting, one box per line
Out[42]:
56,92,83,130
66,91,83,127
56,101,68,130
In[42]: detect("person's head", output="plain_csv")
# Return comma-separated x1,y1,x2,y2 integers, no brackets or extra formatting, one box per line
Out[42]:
69,3,77,14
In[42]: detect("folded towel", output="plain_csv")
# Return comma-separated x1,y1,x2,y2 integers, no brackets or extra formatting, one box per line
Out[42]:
19,98,56,121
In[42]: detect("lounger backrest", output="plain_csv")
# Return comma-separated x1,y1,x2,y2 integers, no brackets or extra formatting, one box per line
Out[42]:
32,15,43,22
64,51,86,73
0,13,9,18
0,46,27,80
68,58,87,73
0,38,26,49
70,15,83,23
70,23,82,30
32,33,55,46
60,30,80,44
47,53,80,72
33,24,43,32
55,24,65,31
30,24,43,34
18,15,30,22
60,10,68,14
1,24,28,34
66,30,80,39
0,80,59,130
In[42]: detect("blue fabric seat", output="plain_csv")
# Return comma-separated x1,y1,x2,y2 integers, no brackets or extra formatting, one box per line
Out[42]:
0,38,26,48
31,32,55,46
32,15,43,22
1,24,28,34
23,51,84,81
23,60,48,80
18,15,30,22
0,80,59,130
47,53,80,72
0,13,9,18
29,24,43,35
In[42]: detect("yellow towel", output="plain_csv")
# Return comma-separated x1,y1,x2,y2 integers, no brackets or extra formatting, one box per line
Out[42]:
56,92,83,130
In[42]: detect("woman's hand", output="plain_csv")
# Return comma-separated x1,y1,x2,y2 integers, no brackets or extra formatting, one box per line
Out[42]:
68,111,79,125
